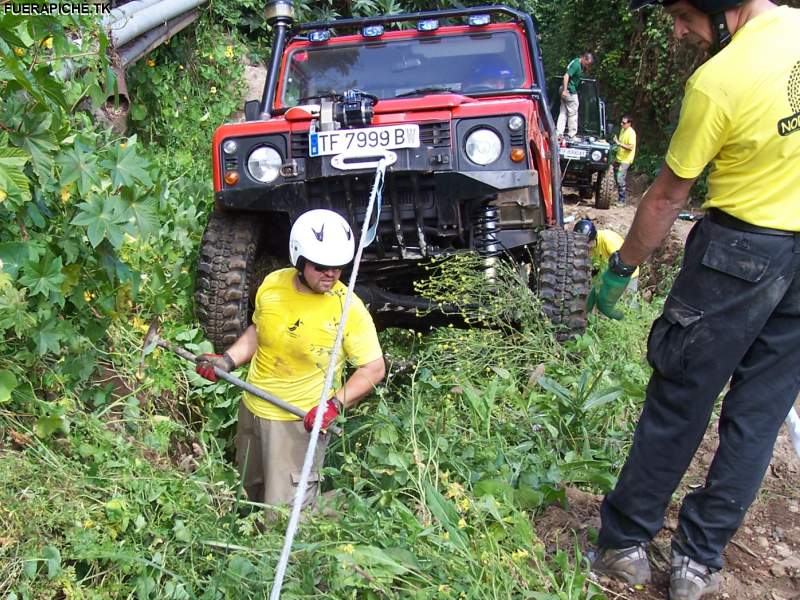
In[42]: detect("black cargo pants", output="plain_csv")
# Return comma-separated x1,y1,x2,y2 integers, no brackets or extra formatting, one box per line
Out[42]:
598,214,800,570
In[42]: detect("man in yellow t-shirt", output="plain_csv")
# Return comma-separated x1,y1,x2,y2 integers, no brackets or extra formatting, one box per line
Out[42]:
612,116,637,205
590,1,800,598
196,209,385,509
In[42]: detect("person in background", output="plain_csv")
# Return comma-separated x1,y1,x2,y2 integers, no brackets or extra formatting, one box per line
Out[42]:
574,219,639,318
613,116,637,205
556,51,595,141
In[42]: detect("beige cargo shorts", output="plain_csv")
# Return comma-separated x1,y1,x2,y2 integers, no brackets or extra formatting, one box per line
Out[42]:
235,400,328,510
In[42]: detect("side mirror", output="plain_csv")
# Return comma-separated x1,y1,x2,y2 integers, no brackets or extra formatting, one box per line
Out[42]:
244,100,261,121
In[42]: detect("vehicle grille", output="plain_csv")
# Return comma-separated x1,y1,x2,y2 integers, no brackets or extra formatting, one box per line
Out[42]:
510,130,525,146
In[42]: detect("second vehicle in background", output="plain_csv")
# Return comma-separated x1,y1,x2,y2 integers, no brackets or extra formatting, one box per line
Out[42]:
549,77,615,209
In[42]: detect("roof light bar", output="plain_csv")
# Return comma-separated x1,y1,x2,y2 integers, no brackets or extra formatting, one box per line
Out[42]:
417,19,439,32
468,14,491,26
362,24,384,37
308,29,330,42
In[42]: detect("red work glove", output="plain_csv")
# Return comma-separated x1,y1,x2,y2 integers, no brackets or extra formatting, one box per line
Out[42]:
303,397,342,432
195,352,235,382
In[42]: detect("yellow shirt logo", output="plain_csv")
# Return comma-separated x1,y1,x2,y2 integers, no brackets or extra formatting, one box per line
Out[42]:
778,61,800,136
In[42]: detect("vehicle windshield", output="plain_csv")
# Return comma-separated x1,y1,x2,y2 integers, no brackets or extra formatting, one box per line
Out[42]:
281,30,527,106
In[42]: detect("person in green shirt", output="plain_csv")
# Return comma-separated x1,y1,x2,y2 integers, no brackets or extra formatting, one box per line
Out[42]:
556,51,594,140
612,115,637,205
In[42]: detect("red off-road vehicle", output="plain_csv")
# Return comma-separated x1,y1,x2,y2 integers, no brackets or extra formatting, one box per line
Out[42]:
196,3,591,349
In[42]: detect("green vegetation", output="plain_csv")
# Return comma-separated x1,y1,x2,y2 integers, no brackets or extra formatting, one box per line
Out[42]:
1,2,684,598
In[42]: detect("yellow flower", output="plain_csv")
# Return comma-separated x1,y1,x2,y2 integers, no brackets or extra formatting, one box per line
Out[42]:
442,531,450,541
0,189,7,203
438,584,450,594
83,519,94,528
14,47,24,57
84,291,96,302
146,59,155,67
338,543,354,554
225,45,234,58
511,549,529,561
43,37,53,49
458,497,470,512
445,481,463,499
210,86,217,94
457,518,467,529
60,186,71,204
119,142,127,150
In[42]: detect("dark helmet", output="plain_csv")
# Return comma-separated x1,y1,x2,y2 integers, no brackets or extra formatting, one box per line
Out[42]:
629,0,745,48
573,219,597,241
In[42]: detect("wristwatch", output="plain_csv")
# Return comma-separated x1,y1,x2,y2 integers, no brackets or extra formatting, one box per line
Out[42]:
608,251,637,277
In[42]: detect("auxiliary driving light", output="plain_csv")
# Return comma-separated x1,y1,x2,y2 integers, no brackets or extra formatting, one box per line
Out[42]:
222,139,238,154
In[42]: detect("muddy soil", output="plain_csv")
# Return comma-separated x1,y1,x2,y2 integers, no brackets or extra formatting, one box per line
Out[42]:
539,185,800,599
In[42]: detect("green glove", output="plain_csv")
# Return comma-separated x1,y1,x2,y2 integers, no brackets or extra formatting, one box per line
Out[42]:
587,268,630,320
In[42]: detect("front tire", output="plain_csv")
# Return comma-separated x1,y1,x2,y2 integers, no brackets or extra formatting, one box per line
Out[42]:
532,229,592,341
195,211,261,352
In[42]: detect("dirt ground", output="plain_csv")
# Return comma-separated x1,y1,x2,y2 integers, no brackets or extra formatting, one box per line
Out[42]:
538,184,800,599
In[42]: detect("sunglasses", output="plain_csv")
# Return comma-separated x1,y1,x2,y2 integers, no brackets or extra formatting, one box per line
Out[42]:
309,262,343,273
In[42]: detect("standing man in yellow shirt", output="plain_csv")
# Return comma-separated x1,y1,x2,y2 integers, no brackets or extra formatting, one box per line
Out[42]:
588,1,800,599
613,116,637,205
196,209,386,510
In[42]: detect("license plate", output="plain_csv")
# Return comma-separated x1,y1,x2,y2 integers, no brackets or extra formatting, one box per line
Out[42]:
560,147,587,160
309,124,420,157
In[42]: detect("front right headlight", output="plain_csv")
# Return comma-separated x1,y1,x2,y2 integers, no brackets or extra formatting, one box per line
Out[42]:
247,146,282,183
465,128,502,166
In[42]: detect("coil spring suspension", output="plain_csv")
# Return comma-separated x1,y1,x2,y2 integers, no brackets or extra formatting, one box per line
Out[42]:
472,201,501,281
472,201,501,258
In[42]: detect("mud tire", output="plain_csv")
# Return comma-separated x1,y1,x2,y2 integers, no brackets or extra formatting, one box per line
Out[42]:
195,211,261,353
532,229,592,341
595,167,616,209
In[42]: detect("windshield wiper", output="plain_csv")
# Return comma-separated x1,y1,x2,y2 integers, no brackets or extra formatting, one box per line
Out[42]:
394,85,457,98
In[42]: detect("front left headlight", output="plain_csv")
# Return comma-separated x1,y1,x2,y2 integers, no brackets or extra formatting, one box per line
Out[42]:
465,129,502,166
247,146,282,183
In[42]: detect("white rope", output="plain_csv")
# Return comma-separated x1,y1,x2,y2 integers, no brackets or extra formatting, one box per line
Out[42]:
269,157,387,600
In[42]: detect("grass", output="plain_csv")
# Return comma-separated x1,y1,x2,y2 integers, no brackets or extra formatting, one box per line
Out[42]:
0,257,667,599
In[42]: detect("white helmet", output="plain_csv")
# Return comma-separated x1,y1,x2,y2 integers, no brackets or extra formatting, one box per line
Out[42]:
289,209,355,268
